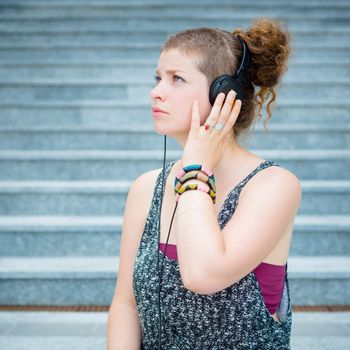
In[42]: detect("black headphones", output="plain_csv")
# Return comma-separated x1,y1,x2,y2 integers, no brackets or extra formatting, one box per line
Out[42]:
209,34,250,104
155,34,250,350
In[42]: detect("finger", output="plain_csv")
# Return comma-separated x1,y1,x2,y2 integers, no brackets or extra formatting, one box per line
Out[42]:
205,92,225,128
220,90,237,122
190,100,200,132
221,99,242,135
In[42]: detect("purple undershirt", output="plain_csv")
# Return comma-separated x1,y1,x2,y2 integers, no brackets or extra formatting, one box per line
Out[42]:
159,243,286,315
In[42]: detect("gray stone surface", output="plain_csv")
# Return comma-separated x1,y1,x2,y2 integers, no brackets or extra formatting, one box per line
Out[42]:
0,215,348,257
1,150,350,181
0,0,349,331
0,62,349,82
0,256,349,305
1,81,349,102
0,178,349,216
1,32,350,49
1,100,349,127
0,311,349,350
0,123,349,151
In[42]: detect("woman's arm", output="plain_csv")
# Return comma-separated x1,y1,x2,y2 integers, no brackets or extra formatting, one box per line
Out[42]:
107,169,159,349
175,166,302,294
107,299,141,350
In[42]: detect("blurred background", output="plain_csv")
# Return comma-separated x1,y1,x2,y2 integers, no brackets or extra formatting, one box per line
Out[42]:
0,0,349,349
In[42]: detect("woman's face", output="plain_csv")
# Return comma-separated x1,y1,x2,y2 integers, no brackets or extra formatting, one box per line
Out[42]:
150,48,212,145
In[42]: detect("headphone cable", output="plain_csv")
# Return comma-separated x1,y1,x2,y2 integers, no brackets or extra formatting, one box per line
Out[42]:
157,134,180,349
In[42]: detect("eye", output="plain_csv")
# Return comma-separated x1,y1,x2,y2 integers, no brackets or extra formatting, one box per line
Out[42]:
152,74,185,83
153,74,160,83
173,75,185,82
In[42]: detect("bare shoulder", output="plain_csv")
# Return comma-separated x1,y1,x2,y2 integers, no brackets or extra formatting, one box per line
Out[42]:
136,166,163,186
111,166,163,306
240,163,302,208
129,166,163,224
136,166,163,192
262,163,301,184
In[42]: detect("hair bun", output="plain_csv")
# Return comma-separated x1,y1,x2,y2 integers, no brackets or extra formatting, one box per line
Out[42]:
232,18,292,126
243,17,291,88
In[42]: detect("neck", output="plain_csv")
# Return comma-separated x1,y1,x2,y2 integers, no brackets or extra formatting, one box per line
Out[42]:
173,133,252,183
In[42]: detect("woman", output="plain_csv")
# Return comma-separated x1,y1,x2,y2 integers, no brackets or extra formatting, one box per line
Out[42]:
107,17,302,349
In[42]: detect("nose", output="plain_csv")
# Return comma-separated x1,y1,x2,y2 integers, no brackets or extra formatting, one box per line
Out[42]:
150,82,166,102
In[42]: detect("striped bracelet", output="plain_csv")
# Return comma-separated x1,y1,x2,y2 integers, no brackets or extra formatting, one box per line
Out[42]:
174,170,216,195
174,164,215,191
175,181,216,204
174,164,216,204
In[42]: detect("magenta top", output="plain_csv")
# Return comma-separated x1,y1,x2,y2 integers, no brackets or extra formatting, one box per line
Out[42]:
159,243,286,315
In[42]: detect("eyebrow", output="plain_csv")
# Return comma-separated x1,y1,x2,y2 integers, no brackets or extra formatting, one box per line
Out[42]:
155,68,187,74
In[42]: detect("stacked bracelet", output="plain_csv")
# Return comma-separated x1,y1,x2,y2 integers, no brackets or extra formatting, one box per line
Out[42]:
174,170,216,194
175,164,215,183
175,181,216,204
174,163,216,204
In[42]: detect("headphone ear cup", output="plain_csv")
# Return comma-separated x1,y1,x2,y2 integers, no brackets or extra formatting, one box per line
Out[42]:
209,74,243,106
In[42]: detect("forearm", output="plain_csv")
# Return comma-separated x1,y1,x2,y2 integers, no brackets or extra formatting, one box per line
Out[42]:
107,301,141,350
175,183,226,286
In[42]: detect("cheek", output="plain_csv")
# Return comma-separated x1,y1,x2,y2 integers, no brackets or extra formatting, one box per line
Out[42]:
176,101,193,126
198,97,212,126
176,95,196,123
175,91,211,127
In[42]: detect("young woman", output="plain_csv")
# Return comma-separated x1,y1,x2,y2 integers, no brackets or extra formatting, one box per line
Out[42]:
107,17,301,349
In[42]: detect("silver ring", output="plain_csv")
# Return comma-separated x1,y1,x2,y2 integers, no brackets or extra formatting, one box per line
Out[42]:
214,122,224,131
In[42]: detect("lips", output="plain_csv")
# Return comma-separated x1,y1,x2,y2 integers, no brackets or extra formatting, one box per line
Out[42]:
152,106,168,114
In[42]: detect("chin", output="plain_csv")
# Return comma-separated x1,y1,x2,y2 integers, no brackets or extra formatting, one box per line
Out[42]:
153,123,169,136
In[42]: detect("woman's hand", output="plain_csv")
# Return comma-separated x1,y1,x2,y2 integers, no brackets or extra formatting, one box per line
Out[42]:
182,90,242,171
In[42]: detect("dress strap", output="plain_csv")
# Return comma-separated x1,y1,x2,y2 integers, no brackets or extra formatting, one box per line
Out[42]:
155,160,176,194
217,160,280,228
141,160,176,241
153,160,176,213
235,160,279,192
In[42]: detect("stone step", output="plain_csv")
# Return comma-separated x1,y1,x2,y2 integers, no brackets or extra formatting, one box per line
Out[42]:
0,256,349,305
290,312,350,349
0,31,349,48
0,179,348,216
0,80,348,101
0,46,348,64
0,75,350,86
0,150,349,180
0,311,107,350
2,7,350,18
2,22,349,32
0,215,348,257
0,16,349,32
0,99,349,125
0,311,349,350
0,62,349,83
2,0,349,6
1,3,350,18
0,123,349,151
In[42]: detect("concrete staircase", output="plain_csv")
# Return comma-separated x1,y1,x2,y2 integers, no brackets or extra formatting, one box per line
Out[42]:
0,0,349,348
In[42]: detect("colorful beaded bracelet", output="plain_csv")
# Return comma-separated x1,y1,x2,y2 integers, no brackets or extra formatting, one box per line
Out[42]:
175,164,215,186
174,163,216,204
175,181,216,204
174,170,216,195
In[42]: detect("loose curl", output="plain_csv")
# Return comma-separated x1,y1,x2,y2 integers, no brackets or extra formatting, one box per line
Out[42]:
160,17,292,139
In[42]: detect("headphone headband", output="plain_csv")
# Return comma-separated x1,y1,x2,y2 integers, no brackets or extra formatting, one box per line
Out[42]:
208,32,251,104
235,35,250,78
